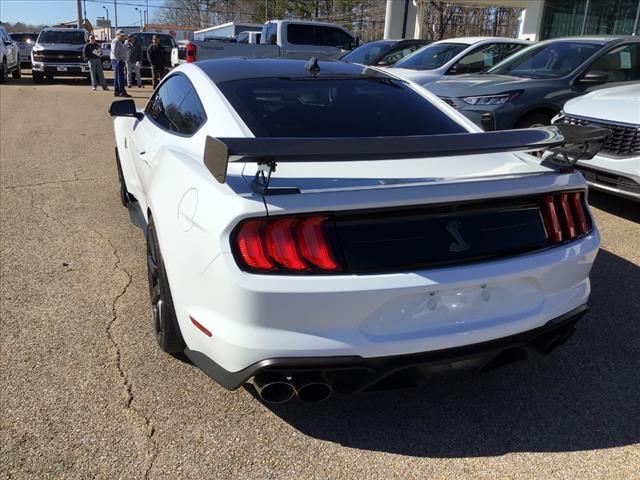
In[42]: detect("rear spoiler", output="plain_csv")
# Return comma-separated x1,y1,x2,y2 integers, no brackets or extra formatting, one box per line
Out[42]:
203,124,610,189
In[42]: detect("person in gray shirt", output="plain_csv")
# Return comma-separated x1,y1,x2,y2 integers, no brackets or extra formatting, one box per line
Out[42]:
110,30,130,97
125,36,143,88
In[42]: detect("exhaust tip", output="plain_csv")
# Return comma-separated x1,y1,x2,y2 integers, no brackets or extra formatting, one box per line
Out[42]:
253,373,295,404
297,382,332,403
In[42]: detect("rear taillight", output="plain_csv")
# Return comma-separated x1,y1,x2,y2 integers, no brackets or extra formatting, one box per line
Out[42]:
233,215,341,274
540,191,590,244
186,43,196,63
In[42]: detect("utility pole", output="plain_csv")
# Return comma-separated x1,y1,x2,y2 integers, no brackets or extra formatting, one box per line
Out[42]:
114,0,118,30
146,0,149,25
76,0,83,28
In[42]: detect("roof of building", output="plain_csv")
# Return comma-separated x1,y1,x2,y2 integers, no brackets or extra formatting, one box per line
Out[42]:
144,23,200,31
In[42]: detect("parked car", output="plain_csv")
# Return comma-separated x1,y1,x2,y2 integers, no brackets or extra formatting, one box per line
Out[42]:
129,32,177,78
109,58,605,403
237,31,261,44
553,84,640,201
0,25,21,81
385,37,531,85
9,32,38,67
424,36,640,130
340,39,431,66
176,19,357,65
100,42,112,70
31,28,89,83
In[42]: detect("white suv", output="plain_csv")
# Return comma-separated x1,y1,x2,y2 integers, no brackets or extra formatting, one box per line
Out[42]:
0,26,21,82
553,84,640,202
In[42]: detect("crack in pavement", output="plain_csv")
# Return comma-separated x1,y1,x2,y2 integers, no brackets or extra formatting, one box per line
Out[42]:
2,171,99,190
27,189,158,479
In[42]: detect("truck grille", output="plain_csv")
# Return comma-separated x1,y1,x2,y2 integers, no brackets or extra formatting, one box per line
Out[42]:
558,114,640,158
33,49,84,63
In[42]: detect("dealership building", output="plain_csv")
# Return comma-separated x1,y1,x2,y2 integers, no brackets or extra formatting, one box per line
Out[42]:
385,0,640,41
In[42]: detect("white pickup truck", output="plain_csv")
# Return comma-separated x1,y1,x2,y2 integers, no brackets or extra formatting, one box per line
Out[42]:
171,19,357,66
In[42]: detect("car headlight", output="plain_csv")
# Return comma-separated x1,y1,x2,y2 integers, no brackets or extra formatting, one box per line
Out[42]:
460,91,522,105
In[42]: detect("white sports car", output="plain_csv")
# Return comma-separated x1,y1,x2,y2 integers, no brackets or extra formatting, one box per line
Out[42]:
111,58,607,403
553,84,640,202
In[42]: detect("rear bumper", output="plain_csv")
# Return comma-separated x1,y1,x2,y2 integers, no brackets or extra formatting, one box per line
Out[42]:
186,304,588,391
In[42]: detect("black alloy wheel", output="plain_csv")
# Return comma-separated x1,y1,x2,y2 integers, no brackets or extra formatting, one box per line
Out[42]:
146,217,185,354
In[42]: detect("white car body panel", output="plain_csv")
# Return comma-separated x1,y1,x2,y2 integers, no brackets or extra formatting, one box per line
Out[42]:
554,84,640,200
114,60,600,384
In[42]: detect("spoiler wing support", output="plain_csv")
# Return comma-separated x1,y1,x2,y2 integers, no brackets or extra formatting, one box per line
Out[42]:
203,124,610,192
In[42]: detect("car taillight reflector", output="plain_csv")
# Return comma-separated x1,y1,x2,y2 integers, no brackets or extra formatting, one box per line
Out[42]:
233,215,341,274
540,191,590,244
236,220,275,270
186,43,196,62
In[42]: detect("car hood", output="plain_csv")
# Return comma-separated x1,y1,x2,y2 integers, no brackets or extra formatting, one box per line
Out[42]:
385,68,442,85
425,74,540,97
563,84,640,125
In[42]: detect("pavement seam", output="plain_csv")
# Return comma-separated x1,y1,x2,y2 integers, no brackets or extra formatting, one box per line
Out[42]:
29,188,159,479
2,171,100,190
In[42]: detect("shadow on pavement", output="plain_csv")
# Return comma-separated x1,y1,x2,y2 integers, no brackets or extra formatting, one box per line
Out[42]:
255,248,640,457
588,190,639,223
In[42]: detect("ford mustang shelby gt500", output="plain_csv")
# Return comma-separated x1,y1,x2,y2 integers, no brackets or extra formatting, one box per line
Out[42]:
110,58,608,403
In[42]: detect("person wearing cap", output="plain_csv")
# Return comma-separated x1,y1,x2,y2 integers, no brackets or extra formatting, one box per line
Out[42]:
125,36,143,88
110,30,131,98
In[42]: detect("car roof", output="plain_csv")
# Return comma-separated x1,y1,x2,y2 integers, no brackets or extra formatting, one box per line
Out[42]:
538,35,636,44
196,57,389,84
41,28,86,32
432,36,530,45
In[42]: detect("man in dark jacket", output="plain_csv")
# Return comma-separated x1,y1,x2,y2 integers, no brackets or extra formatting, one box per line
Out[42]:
125,36,143,88
147,35,165,89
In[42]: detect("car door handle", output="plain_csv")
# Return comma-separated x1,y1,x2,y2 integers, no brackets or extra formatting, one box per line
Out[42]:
138,151,150,165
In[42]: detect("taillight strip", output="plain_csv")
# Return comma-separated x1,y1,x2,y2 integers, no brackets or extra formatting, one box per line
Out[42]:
556,193,576,238
541,195,563,243
540,191,590,245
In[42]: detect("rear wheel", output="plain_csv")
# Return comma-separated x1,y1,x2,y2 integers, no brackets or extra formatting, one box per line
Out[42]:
0,58,7,83
515,112,553,129
11,64,21,79
147,217,185,354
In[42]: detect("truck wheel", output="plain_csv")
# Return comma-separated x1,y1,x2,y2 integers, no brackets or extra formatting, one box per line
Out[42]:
32,72,43,83
0,58,7,83
11,64,21,79
147,216,185,354
102,59,111,70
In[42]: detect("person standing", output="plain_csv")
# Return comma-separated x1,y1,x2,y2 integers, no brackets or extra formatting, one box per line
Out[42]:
147,35,165,89
84,34,108,91
125,36,143,88
110,30,131,98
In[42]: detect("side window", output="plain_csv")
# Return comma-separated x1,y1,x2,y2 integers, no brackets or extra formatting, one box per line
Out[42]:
452,43,505,74
500,43,526,62
378,44,422,66
287,24,315,45
319,26,354,49
589,43,640,82
145,74,206,135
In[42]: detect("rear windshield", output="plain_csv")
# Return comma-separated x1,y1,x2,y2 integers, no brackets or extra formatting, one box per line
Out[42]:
38,30,86,44
217,77,466,137
131,34,176,49
394,42,467,70
10,33,38,43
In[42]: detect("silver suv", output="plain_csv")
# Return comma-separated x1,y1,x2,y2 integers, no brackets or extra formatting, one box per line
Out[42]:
0,26,21,82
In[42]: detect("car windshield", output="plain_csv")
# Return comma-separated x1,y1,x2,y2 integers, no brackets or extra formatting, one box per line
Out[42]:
131,34,175,48
488,41,601,78
10,33,38,43
394,42,467,70
341,41,394,65
38,30,86,44
217,77,466,137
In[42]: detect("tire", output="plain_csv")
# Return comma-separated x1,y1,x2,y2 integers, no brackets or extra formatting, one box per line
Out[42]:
515,112,553,129
147,217,185,354
11,64,21,79
32,71,43,83
0,58,7,83
115,149,129,207
102,59,111,70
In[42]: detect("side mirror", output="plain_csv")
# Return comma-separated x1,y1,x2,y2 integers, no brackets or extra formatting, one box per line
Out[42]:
578,70,609,84
109,99,143,119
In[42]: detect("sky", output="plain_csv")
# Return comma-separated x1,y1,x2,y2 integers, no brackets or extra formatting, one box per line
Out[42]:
0,0,168,28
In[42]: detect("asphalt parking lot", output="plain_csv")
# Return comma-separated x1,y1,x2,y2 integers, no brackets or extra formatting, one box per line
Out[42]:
1,71,639,479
